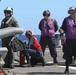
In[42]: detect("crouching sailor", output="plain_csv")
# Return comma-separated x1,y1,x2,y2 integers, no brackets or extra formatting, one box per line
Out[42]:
24,30,45,67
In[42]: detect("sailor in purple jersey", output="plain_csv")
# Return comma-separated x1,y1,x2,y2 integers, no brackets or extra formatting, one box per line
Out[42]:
59,6,76,74
39,10,58,64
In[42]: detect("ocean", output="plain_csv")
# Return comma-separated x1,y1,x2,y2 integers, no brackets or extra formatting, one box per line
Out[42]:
0,35,41,46
0,35,61,47
18,35,40,41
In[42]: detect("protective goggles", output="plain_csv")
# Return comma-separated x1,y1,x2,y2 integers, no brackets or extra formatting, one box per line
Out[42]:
26,34,30,37
4,10,11,14
43,14,50,17
69,10,76,14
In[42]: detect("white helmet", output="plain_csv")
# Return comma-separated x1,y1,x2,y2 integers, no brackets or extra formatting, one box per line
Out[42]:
68,6,76,14
4,7,13,15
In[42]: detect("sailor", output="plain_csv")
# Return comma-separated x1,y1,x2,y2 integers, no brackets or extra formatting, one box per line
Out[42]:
59,6,76,74
1,7,19,68
39,10,58,64
24,30,45,67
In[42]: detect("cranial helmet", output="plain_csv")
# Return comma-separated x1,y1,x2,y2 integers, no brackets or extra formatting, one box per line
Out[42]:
68,6,76,14
4,7,13,15
25,30,33,36
43,10,50,16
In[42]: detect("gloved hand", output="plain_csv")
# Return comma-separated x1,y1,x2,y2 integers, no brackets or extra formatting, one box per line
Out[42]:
59,29,64,34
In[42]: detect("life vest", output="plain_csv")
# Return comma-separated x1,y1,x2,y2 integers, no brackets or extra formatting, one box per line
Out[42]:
66,16,76,39
28,36,42,50
40,18,55,37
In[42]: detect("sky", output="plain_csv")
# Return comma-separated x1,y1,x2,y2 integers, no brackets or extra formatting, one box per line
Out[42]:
0,0,76,35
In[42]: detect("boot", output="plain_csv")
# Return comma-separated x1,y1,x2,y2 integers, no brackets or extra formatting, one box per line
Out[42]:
41,57,46,67
2,64,9,68
26,56,31,67
64,65,69,74
9,65,14,69
64,70,69,74
30,57,37,67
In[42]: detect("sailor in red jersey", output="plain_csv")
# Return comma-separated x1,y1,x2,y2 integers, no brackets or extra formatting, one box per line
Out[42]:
24,30,45,67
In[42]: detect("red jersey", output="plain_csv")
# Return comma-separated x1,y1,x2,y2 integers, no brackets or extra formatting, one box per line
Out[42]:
28,36,42,50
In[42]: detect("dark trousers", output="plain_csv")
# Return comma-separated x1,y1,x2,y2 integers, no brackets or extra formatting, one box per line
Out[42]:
66,39,76,65
40,36,57,58
25,49,43,59
2,36,14,66
24,49,44,65
62,42,76,60
62,43,67,59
